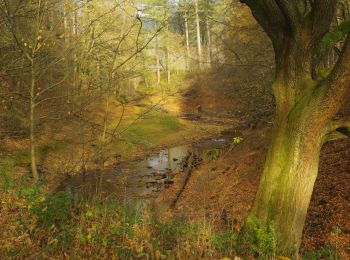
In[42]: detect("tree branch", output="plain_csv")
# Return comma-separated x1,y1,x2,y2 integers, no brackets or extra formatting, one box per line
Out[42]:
275,0,300,33
310,0,338,43
323,130,349,143
310,32,350,124
325,32,350,102
324,118,350,142
329,117,350,131
314,20,350,68
240,0,288,50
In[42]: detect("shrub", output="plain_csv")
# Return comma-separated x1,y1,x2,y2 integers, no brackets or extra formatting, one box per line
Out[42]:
212,229,238,257
232,136,244,144
152,220,188,250
33,191,72,227
204,148,221,160
240,214,276,259
18,181,43,204
0,114,25,134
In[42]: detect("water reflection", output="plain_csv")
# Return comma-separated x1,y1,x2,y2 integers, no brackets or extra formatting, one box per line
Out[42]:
59,136,231,201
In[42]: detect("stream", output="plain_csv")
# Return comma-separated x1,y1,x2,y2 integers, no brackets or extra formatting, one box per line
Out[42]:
59,135,232,205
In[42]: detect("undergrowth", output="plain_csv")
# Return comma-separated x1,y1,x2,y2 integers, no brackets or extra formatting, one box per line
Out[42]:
239,214,277,259
302,246,340,260
0,160,340,259
0,163,241,259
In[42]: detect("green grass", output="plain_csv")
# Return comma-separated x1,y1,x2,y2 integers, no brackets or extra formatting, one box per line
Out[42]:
0,158,14,191
124,111,182,145
302,246,340,260
0,140,72,191
3,140,71,166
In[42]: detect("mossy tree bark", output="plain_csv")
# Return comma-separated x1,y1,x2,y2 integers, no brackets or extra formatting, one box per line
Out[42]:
241,0,350,257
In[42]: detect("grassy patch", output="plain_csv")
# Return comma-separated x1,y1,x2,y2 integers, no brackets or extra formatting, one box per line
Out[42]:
0,158,14,191
302,246,340,260
2,140,71,167
124,111,182,145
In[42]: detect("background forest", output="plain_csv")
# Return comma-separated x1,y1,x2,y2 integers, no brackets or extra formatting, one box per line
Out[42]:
0,0,270,179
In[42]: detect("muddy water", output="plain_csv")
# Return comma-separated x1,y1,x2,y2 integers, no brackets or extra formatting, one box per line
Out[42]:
59,136,231,204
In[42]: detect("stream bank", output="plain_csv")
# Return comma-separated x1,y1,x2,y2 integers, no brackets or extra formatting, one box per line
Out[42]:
58,135,233,207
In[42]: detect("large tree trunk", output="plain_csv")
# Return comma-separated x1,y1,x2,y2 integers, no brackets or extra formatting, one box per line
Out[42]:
246,29,350,257
252,103,326,256
238,1,350,256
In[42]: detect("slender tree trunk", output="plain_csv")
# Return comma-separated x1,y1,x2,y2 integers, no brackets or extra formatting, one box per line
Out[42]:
206,16,212,67
156,35,161,84
194,0,202,69
28,0,44,182
184,12,191,70
73,0,79,96
97,62,103,96
63,1,72,100
111,11,126,96
99,97,110,170
166,32,171,84
30,59,39,181
167,48,171,84
101,98,109,144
